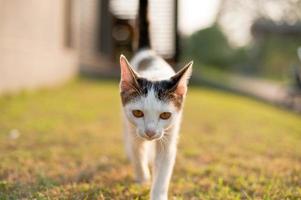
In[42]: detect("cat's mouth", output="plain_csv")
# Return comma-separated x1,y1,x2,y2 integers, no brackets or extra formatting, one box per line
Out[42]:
142,134,162,141
136,128,171,141
136,130,163,141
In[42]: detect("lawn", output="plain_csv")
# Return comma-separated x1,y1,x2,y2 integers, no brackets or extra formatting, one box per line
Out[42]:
0,78,300,199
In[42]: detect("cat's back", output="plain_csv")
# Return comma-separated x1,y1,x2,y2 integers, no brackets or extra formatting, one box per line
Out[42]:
130,49,175,81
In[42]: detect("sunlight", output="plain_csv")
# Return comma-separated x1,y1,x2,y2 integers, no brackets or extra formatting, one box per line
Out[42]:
179,0,220,35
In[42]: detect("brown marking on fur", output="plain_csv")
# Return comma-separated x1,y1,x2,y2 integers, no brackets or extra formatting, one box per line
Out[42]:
137,57,154,72
120,77,151,105
120,75,186,110
120,89,140,105
120,79,143,105
156,87,184,110
164,93,184,110
121,85,184,109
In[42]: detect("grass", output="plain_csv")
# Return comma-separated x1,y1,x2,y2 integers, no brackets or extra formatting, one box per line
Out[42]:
0,78,301,199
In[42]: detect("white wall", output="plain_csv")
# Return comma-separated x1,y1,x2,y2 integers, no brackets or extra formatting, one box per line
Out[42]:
0,0,78,94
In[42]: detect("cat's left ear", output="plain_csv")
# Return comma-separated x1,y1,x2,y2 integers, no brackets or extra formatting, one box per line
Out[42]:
170,61,193,96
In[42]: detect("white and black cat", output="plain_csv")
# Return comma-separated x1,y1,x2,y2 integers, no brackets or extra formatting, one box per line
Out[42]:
119,0,193,199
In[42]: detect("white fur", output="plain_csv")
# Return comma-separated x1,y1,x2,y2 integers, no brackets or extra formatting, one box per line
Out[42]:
121,50,191,200
131,49,175,80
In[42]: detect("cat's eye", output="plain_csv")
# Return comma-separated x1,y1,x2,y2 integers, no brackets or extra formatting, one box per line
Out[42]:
132,110,144,118
160,112,172,120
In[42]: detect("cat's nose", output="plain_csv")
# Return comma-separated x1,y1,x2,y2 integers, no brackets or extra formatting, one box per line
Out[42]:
145,130,156,138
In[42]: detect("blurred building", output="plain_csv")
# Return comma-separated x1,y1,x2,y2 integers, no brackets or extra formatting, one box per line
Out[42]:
251,20,301,38
0,0,80,94
249,19,301,75
80,0,179,76
0,0,179,94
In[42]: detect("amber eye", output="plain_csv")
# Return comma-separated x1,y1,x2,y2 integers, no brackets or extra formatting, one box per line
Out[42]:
160,112,172,120
132,110,144,118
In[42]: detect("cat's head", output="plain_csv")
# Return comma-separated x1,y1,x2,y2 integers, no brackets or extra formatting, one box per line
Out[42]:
119,55,192,141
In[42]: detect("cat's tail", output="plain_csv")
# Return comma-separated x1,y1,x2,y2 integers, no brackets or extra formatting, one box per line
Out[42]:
137,0,150,49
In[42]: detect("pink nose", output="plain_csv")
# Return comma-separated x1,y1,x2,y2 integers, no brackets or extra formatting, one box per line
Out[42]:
145,130,156,138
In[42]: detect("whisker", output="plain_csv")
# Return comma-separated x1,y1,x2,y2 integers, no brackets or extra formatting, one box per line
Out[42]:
160,135,168,153
158,139,164,154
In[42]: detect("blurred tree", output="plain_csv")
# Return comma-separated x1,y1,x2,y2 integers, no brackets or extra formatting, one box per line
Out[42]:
212,0,301,79
182,0,301,79
215,0,301,46
249,20,301,79
182,25,246,69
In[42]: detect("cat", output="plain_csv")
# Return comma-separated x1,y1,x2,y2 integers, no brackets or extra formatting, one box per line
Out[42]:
119,0,192,199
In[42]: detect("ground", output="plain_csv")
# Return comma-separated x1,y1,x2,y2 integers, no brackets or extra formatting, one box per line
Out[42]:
0,78,300,199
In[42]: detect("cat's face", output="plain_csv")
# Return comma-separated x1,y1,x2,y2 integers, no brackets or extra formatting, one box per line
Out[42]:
119,55,192,141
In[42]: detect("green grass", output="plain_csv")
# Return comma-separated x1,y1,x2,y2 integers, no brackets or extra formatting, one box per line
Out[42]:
0,78,301,199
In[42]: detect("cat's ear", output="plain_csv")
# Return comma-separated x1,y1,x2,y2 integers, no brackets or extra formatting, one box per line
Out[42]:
170,61,193,96
120,54,140,91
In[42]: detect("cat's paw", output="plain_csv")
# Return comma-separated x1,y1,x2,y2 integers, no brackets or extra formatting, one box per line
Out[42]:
150,192,168,200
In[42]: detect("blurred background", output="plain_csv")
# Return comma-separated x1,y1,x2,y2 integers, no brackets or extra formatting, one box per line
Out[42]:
1,0,301,111
1,1,301,199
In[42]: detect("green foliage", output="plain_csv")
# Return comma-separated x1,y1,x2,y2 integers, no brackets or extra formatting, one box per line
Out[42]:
0,78,301,199
183,23,301,81
182,25,246,69
249,35,301,79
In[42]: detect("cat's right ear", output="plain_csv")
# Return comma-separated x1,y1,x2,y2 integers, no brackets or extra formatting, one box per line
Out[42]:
120,55,139,91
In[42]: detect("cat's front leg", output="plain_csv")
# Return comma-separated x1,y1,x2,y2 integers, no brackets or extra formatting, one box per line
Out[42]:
150,137,177,200
127,134,151,184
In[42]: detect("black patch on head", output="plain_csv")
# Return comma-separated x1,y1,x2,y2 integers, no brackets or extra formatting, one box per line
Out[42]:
152,80,184,109
136,77,152,96
120,77,151,105
153,80,175,99
120,76,184,109
136,78,176,100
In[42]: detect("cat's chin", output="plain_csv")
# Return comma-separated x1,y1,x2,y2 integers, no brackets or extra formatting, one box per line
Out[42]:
137,133,163,141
